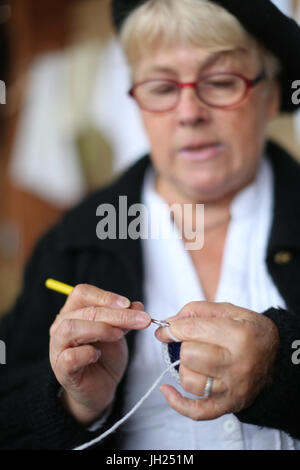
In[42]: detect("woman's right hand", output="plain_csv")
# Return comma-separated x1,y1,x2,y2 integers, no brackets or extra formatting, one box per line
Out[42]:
49,284,150,426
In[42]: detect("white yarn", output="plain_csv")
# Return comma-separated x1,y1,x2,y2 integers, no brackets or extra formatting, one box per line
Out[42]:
165,325,181,343
162,326,182,383
162,343,181,384
72,359,181,450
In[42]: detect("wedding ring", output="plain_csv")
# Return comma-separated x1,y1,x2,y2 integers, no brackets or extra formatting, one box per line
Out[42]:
203,377,214,398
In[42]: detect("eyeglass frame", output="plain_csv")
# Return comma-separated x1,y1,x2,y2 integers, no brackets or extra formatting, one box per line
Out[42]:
128,71,266,113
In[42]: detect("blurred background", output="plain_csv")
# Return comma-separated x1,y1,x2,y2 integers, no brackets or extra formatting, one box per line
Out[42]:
0,0,299,315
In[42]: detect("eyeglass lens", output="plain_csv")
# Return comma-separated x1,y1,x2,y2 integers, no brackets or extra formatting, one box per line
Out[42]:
134,75,247,111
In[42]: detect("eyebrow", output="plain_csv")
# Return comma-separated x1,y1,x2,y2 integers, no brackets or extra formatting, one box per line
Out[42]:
146,50,244,76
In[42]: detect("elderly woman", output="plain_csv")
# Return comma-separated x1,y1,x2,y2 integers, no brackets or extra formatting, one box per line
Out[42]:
0,0,300,451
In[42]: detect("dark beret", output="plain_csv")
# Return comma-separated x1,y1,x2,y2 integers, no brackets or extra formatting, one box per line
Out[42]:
111,0,300,113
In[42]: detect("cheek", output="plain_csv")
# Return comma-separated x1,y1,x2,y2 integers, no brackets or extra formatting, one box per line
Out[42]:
141,114,175,157
220,98,268,155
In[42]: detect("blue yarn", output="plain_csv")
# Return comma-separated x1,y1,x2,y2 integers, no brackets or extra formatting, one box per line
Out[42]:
167,342,181,372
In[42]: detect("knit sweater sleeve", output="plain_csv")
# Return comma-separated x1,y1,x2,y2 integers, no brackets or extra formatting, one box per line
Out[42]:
235,307,300,439
0,229,113,449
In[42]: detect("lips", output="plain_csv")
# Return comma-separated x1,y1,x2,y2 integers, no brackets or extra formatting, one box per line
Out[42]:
180,141,220,151
178,141,224,161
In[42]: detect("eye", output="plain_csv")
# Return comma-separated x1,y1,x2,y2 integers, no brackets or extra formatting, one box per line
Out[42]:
202,76,239,89
147,82,177,95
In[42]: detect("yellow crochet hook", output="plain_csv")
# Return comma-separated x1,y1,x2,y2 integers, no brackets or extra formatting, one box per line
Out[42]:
45,278,74,296
45,279,170,327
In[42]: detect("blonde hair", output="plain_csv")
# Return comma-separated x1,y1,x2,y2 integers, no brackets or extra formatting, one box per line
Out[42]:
119,0,280,80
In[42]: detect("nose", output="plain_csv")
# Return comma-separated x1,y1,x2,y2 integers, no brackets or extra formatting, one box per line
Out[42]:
177,87,210,126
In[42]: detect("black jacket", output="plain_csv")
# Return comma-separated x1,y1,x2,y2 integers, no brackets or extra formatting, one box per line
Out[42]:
0,141,300,450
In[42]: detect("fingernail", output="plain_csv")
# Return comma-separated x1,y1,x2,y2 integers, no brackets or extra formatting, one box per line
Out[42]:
93,349,101,362
116,296,131,308
135,312,151,327
154,328,162,341
133,301,144,309
114,328,124,340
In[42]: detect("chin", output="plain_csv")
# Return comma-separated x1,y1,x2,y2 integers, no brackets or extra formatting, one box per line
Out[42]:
188,186,227,202
183,171,226,195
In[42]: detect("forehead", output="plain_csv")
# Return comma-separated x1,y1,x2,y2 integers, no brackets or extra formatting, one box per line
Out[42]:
132,44,260,79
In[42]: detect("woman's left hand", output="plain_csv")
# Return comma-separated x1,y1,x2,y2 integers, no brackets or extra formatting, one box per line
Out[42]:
155,301,279,420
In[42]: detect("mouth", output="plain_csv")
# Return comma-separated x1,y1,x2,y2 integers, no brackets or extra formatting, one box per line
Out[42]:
178,142,224,161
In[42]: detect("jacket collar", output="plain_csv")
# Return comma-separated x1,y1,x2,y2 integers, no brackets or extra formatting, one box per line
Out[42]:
265,141,300,255
57,140,300,258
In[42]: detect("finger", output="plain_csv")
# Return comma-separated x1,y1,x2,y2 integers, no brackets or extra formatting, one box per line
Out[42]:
180,341,230,377
179,365,210,396
51,319,124,357
159,384,224,421
61,283,131,314
156,317,239,349
165,301,216,322
179,364,226,398
51,306,151,335
166,301,252,322
57,344,102,378
121,302,145,335
130,301,144,311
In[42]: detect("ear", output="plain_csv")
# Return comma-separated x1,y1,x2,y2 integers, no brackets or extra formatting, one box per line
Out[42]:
266,80,281,120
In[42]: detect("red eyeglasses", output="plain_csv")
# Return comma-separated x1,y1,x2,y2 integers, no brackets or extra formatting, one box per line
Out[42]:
129,71,265,113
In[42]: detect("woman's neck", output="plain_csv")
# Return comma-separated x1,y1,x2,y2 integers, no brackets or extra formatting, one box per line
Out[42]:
155,176,236,235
